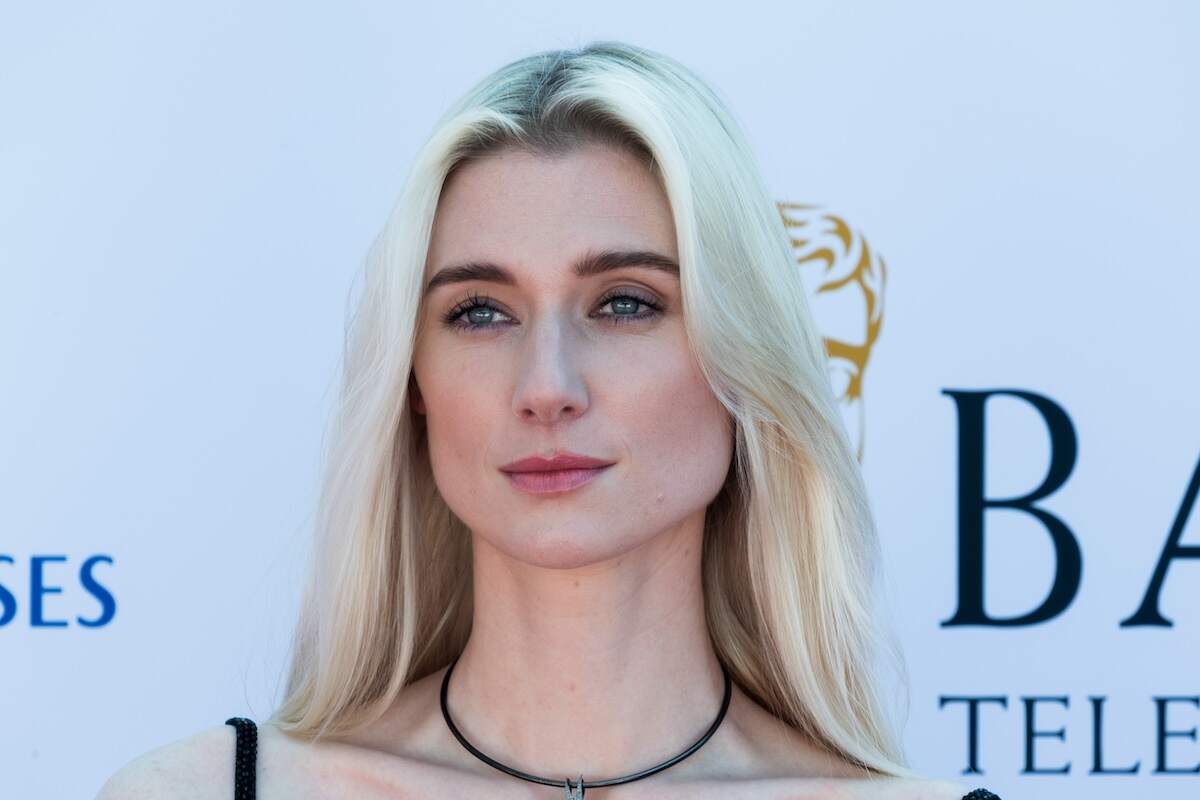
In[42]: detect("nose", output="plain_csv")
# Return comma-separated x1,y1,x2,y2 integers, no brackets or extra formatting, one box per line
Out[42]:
510,316,590,425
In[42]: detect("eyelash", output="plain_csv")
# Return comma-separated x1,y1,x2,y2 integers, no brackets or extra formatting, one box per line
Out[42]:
440,289,664,333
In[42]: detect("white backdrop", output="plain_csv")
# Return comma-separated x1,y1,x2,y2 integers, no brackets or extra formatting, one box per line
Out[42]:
2,2,1197,798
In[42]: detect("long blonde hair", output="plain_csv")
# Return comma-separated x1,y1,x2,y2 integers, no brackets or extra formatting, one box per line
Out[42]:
268,40,915,779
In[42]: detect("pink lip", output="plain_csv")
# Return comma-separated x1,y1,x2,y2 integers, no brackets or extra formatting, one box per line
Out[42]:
500,451,615,472
504,466,611,496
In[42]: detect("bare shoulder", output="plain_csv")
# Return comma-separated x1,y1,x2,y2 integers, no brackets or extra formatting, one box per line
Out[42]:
698,688,973,799
94,719,330,800
835,776,972,799
737,775,971,800
94,723,239,800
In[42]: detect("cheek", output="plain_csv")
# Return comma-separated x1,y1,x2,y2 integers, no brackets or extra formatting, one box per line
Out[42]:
420,373,494,502
620,349,733,506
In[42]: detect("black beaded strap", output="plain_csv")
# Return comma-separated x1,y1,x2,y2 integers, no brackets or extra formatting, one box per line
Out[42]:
962,789,1001,800
224,717,257,800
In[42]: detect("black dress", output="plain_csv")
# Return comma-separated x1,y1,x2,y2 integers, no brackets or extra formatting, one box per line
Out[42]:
224,717,1002,799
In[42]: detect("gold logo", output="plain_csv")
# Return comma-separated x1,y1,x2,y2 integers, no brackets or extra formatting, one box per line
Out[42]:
778,202,887,463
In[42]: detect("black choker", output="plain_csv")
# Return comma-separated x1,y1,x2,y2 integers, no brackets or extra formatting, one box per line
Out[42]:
439,654,733,798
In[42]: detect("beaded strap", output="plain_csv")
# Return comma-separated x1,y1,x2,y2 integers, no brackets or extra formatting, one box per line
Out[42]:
224,717,257,800
962,790,1000,800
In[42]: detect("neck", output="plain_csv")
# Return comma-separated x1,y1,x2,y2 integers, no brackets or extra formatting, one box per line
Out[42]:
446,512,728,782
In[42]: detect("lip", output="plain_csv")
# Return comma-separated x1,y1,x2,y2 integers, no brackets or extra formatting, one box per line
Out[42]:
499,451,616,473
504,465,612,496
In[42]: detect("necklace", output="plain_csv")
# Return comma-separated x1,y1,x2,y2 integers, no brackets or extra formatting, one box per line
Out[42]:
439,654,732,798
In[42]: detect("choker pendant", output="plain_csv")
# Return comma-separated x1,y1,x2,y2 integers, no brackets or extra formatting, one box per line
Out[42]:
440,654,731,798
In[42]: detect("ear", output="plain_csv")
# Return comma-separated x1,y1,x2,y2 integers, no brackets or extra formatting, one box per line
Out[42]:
408,372,426,415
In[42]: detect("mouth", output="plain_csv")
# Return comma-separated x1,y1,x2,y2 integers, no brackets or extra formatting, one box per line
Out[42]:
503,465,612,496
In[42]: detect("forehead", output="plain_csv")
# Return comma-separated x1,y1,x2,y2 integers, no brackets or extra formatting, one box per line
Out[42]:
426,144,678,275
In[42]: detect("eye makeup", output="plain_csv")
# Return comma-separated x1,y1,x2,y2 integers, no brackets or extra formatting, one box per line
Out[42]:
440,288,665,333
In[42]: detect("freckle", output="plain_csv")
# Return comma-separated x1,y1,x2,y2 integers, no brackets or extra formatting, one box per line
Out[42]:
568,682,576,693
573,580,579,587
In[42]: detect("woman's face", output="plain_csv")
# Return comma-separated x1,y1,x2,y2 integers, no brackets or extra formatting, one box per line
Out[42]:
410,143,734,569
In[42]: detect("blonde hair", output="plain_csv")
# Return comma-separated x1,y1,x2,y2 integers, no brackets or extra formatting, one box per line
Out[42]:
268,40,916,779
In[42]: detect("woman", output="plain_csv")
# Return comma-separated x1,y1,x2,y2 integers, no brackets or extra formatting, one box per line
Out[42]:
98,41,1000,799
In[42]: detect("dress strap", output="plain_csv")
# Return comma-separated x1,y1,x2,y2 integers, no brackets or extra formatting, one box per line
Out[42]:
224,717,258,800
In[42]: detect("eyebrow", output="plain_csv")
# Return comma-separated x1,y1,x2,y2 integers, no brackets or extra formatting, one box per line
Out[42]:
423,248,680,297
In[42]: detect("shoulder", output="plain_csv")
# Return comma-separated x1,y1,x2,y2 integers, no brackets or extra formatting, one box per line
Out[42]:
908,777,976,799
778,776,972,800
660,774,976,800
94,723,238,800
95,719,323,800
695,692,976,799
856,776,974,799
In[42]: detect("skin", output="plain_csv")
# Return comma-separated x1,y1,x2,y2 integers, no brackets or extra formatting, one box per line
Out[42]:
96,143,970,800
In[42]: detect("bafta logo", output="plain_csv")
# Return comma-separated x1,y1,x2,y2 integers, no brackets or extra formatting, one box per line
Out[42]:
778,201,887,463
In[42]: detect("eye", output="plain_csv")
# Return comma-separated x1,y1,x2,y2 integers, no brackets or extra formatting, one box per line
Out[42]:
440,289,664,333
593,288,664,326
440,291,514,331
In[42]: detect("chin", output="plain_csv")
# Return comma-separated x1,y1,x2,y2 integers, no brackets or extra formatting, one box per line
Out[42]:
495,529,636,571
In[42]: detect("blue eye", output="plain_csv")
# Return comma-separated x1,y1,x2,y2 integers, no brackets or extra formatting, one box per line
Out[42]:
440,289,664,333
